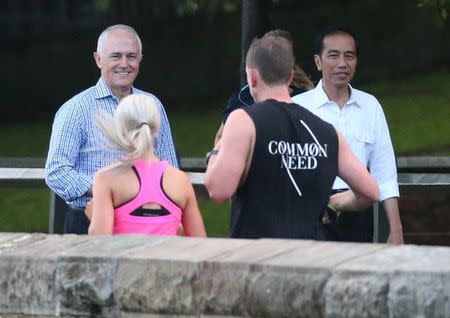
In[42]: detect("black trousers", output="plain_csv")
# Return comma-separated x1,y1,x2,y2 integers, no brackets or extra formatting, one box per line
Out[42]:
64,206,90,234
323,190,374,243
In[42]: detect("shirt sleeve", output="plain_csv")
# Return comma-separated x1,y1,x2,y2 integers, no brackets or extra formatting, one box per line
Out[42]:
368,101,400,201
44,102,92,202
154,98,179,168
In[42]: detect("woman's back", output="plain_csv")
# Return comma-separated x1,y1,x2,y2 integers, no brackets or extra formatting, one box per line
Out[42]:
87,93,206,237
112,160,182,235
91,159,205,236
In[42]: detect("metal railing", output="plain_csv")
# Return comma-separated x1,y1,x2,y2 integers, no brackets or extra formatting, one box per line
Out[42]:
1,157,450,241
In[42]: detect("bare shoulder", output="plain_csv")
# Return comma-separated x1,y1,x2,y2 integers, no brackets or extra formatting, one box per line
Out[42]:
94,165,128,185
224,108,254,136
162,165,193,207
164,165,191,185
227,108,251,123
94,166,113,182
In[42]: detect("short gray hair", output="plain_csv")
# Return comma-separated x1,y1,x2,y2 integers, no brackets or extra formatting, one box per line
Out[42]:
96,24,142,55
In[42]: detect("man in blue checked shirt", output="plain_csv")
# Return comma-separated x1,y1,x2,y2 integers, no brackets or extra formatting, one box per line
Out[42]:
45,24,178,234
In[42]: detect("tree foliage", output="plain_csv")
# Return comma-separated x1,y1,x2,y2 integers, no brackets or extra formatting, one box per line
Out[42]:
417,0,449,25
175,0,240,16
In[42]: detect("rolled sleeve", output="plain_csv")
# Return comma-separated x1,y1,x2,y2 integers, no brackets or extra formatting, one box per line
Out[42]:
377,179,400,201
368,102,400,202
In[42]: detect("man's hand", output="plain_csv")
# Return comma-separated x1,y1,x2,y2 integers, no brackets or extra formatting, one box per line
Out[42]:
84,200,93,221
329,190,373,211
387,229,404,244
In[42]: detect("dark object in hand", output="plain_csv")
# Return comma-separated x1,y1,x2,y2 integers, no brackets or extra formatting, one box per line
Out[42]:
322,204,340,224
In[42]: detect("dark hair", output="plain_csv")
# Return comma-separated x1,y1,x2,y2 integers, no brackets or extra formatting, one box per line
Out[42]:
313,26,359,57
246,35,295,86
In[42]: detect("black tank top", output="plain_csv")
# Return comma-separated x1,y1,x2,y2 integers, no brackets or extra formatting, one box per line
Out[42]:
231,100,338,239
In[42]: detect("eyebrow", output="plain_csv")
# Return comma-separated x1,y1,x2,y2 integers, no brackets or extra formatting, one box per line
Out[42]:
326,49,356,55
107,52,138,57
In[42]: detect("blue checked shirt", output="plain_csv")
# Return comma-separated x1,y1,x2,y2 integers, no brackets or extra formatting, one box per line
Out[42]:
45,78,178,208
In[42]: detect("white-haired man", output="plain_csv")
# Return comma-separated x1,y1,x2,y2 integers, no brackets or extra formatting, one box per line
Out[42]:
45,24,178,234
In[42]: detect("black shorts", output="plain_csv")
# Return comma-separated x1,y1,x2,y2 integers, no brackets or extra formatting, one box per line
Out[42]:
64,206,90,235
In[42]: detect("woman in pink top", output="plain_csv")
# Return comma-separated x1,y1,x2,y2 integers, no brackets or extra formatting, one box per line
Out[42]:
85,94,206,237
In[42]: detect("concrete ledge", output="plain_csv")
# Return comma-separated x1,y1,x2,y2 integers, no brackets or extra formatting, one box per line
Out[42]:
0,234,449,317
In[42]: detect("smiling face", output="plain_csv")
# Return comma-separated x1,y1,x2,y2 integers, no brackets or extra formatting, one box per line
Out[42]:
314,33,357,90
94,28,142,99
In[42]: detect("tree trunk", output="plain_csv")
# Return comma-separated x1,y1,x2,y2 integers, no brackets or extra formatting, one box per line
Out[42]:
240,0,271,85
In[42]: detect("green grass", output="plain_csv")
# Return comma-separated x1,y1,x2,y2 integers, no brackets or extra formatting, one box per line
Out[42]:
0,188,50,233
0,122,52,157
170,107,223,157
0,71,448,235
360,71,450,155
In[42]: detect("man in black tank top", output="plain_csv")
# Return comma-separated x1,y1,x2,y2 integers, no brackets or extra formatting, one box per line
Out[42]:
204,34,379,240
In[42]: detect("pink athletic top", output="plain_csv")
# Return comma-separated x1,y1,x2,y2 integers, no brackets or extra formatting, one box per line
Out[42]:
113,160,182,235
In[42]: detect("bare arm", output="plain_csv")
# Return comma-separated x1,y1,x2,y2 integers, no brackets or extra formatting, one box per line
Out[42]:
369,105,403,244
214,122,224,147
88,172,114,235
204,109,254,202
329,189,374,212
336,131,379,206
180,174,207,237
383,197,404,244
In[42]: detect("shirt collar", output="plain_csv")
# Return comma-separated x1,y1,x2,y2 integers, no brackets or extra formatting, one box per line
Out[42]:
94,77,136,100
314,79,360,108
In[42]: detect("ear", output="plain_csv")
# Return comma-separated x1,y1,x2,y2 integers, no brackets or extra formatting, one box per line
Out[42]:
314,54,322,72
249,68,258,88
287,70,294,86
93,52,102,69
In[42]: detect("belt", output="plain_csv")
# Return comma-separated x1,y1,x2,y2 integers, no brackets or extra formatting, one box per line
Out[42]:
68,205,85,212
331,189,348,194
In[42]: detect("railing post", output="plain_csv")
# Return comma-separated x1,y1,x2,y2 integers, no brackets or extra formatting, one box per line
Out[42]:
373,202,389,243
48,191,68,234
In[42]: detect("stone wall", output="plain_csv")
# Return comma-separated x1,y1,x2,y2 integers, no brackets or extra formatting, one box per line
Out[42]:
1,233,449,317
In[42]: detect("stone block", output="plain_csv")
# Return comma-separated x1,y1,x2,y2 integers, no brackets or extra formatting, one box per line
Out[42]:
0,233,84,316
0,256,58,316
194,262,251,316
55,257,117,316
245,269,329,318
324,273,389,318
114,259,199,315
388,273,450,318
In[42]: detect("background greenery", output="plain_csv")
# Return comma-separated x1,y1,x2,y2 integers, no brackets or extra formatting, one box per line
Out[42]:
0,71,449,236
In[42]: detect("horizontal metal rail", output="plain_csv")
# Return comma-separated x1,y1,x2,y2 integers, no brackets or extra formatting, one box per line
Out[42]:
2,168,450,191
0,168,205,187
2,156,450,172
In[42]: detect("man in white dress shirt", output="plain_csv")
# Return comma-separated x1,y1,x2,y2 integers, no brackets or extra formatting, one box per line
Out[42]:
292,27,403,244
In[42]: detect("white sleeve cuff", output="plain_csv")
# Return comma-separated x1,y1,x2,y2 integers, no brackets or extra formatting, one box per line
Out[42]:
378,180,400,201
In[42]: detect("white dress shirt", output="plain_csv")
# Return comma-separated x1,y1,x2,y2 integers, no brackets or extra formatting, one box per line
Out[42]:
292,80,399,201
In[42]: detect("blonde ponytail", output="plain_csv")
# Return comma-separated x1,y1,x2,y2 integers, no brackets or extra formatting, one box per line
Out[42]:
95,94,161,174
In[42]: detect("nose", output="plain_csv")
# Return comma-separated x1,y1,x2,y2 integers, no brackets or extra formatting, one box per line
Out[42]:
119,55,128,66
337,54,347,68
